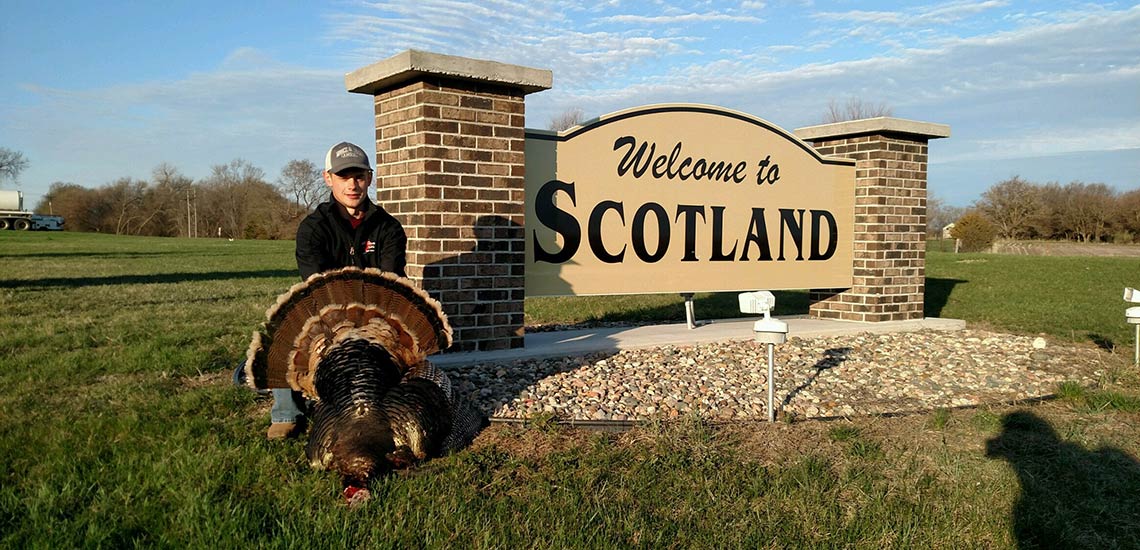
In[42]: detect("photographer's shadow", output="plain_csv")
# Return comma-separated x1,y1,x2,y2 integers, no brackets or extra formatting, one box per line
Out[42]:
986,411,1140,547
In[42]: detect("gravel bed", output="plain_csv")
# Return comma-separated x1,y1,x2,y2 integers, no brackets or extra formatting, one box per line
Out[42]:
447,329,1110,422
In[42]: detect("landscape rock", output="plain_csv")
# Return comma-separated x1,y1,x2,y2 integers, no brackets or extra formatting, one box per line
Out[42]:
445,329,1108,422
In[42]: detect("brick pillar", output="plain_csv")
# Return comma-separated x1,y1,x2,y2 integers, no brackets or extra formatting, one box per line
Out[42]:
793,118,950,322
346,50,552,351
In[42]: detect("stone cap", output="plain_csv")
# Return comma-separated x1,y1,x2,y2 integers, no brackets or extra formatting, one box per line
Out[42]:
794,117,951,142
346,49,553,96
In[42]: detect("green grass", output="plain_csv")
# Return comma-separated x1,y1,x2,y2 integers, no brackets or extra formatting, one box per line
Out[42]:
928,409,952,430
2,232,1140,548
925,251,1140,349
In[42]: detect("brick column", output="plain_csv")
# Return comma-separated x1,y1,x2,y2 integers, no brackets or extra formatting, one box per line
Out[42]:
346,50,552,351
794,118,950,322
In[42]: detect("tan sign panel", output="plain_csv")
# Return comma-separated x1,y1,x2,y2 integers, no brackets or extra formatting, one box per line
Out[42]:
525,104,855,296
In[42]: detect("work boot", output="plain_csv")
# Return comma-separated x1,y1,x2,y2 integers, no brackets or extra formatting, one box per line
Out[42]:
266,422,299,440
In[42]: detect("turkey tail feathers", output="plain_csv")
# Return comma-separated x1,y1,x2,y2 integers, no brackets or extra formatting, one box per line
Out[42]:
244,267,452,396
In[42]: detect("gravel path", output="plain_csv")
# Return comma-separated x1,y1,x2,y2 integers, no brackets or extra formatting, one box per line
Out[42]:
447,329,1110,422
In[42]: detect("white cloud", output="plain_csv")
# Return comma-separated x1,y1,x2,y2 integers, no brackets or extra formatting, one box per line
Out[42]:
326,0,716,91
813,0,1010,27
519,3,1140,160
6,0,1138,208
813,10,902,25
598,12,764,24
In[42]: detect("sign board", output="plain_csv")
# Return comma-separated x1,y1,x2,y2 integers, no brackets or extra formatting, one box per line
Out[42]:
524,104,855,297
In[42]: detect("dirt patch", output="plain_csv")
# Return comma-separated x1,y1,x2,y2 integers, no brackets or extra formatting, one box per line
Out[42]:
991,240,1140,257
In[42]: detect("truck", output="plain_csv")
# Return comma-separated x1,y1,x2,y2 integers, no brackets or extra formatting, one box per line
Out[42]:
0,190,64,231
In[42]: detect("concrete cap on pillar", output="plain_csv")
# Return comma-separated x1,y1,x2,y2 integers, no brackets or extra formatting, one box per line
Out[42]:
793,117,951,142
346,49,553,96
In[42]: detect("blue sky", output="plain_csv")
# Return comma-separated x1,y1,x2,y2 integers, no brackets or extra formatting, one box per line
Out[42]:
2,0,1138,208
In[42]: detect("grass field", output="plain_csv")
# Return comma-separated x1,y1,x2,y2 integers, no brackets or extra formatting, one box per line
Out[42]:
2,232,1139,548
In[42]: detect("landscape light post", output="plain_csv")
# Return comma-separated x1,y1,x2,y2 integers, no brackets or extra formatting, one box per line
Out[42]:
1126,287,1140,366
740,291,789,422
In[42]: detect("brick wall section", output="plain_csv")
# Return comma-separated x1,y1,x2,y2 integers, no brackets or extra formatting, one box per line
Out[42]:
372,78,527,351
806,133,929,322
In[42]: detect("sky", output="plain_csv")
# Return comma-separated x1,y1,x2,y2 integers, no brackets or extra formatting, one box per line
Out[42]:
1,1,1138,209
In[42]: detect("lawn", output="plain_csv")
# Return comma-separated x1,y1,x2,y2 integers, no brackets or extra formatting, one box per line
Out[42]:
1,232,1138,548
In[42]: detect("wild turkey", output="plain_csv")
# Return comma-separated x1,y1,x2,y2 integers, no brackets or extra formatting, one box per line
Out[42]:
243,267,483,504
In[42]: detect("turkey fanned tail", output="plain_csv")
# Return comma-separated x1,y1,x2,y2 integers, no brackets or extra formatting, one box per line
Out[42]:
241,267,483,490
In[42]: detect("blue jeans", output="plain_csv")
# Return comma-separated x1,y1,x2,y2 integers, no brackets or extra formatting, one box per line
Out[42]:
270,389,306,424
234,360,305,424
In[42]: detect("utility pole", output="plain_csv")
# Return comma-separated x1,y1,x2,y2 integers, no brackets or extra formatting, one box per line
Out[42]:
186,188,191,238
192,189,198,238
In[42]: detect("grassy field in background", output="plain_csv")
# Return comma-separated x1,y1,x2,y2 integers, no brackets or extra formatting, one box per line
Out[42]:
2,232,1139,548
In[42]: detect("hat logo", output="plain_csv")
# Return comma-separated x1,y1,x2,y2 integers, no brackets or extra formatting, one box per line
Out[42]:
336,146,362,159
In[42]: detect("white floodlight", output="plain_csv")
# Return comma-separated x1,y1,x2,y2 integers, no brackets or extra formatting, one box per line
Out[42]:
739,291,789,422
739,290,776,316
1125,287,1139,303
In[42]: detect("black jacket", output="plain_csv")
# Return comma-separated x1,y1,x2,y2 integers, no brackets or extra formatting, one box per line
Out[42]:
295,196,407,280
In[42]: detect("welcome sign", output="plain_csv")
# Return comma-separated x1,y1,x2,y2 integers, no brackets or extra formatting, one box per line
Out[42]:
524,104,855,296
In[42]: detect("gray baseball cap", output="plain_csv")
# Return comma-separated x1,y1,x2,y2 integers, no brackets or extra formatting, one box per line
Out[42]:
324,142,371,174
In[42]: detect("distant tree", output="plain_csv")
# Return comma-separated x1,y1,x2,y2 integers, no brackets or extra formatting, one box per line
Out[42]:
200,159,267,239
1058,182,1116,242
0,148,29,185
926,194,965,238
823,98,893,123
277,159,324,216
148,163,195,237
199,159,296,239
103,177,150,235
36,182,98,231
1116,189,1140,242
1030,182,1066,239
549,108,584,132
976,176,1042,239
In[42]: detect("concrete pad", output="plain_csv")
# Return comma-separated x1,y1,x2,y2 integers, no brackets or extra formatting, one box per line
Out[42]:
432,316,966,367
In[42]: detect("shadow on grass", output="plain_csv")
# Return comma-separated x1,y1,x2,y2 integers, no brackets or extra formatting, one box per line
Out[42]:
924,277,967,317
0,269,297,289
986,411,1140,548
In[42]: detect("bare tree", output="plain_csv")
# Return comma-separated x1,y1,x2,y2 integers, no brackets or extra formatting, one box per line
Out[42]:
823,98,893,123
0,148,29,185
103,177,150,235
1030,182,1067,239
1117,189,1140,241
277,159,325,216
926,194,965,238
200,159,267,238
549,107,585,132
1059,182,1116,242
148,163,195,237
36,182,97,231
976,176,1043,239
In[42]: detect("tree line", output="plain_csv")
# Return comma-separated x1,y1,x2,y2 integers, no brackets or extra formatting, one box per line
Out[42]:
34,159,327,239
932,177,1140,244
32,165,1139,245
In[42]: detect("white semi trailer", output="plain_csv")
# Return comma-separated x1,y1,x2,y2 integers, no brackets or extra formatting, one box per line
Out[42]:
0,190,64,231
